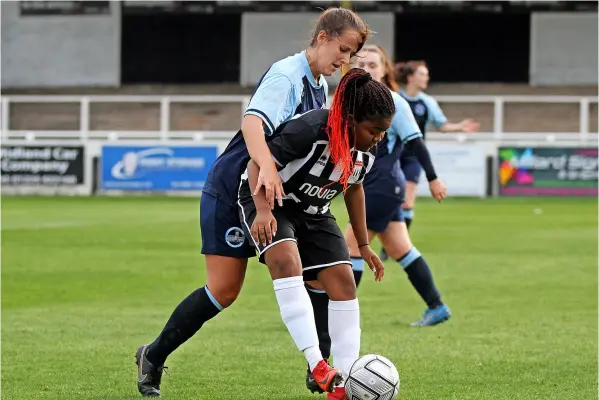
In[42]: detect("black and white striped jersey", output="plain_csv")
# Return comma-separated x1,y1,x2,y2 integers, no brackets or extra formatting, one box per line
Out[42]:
238,109,375,215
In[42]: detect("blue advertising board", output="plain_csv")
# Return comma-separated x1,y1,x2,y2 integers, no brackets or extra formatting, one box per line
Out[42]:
101,145,218,191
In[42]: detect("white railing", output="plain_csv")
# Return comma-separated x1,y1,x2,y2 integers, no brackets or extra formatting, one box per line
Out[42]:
1,94,597,143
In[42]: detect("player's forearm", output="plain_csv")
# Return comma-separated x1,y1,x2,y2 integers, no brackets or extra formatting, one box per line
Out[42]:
404,138,438,182
439,122,464,133
241,115,276,168
344,184,369,246
247,160,271,211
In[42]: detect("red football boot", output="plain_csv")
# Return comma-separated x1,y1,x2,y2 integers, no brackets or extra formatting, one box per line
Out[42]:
311,360,343,393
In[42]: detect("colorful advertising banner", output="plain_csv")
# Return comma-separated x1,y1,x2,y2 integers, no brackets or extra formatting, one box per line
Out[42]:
498,147,598,196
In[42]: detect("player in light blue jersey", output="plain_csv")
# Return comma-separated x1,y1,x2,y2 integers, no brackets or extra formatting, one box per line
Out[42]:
395,60,480,231
345,45,451,326
135,8,371,397
378,60,480,262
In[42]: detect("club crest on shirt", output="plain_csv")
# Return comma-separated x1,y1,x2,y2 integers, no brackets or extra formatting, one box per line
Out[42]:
414,103,426,116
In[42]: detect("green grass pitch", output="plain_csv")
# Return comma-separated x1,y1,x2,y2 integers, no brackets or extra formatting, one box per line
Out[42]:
2,196,597,399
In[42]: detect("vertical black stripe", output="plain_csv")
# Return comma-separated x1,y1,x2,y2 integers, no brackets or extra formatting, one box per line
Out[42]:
320,153,337,179
349,151,360,180
358,153,372,182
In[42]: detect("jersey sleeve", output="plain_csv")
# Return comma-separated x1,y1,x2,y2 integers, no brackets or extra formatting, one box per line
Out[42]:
422,94,448,129
391,93,423,143
267,119,317,169
244,72,295,135
321,78,329,109
355,152,375,184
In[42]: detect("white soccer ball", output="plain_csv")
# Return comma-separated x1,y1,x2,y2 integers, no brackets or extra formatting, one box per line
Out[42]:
345,354,400,400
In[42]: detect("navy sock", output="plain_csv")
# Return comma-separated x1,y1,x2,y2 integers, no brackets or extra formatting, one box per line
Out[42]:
403,208,414,230
397,247,443,309
306,284,331,360
146,286,223,366
351,257,365,288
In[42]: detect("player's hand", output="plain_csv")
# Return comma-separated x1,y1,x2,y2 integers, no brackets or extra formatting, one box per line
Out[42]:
460,118,480,133
254,161,285,209
429,178,446,202
359,245,385,282
251,209,278,247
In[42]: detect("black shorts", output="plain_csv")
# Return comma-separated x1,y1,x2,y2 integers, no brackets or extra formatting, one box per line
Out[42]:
238,198,351,281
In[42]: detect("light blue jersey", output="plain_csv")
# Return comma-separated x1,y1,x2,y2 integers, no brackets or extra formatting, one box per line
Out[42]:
203,51,328,203
399,89,448,135
362,90,423,194
244,51,328,135
385,91,423,153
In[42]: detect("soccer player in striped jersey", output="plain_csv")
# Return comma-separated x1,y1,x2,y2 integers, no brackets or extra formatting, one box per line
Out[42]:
239,69,393,398
135,8,370,397
304,47,452,396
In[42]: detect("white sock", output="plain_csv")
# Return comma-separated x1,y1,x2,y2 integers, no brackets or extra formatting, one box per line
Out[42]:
304,346,323,371
273,276,322,367
329,298,361,377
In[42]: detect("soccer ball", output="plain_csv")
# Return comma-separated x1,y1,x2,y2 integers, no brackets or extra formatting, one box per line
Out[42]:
345,354,400,400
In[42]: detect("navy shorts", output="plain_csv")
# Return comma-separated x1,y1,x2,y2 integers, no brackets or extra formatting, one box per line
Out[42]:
365,193,405,233
363,171,406,233
400,153,422,183
200,193,256,259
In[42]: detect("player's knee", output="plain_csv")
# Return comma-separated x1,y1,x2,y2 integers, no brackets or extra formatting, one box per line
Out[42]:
325,266,357,301
402,200,414,210
205,257,247,308
385,243,412,261
266,251,302,279
335,281,357,301
208,281,243,308
381,230,413,261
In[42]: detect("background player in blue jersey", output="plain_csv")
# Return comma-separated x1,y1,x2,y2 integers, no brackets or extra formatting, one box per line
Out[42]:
346,45,451,326
378,60,480,262
395,60,480,231
135,8,370,397
239,69,393,399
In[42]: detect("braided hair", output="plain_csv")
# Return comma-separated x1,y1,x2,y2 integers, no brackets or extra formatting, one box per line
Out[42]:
327,68,396,192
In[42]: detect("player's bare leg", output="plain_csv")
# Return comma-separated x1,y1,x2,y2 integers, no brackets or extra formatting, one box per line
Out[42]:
401,181,418,230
